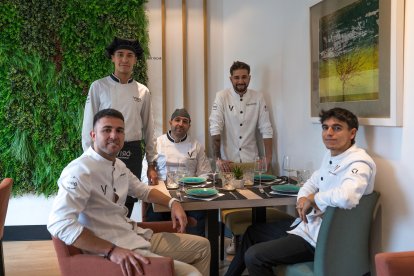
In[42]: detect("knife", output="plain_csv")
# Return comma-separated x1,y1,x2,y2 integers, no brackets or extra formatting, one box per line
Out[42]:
229,191,239,199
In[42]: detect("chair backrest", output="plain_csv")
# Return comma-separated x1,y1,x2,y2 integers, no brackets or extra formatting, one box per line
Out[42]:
314,191,380,276
0,178,13,240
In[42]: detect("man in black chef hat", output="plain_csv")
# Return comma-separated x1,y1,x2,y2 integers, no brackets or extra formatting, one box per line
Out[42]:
81,37,158,218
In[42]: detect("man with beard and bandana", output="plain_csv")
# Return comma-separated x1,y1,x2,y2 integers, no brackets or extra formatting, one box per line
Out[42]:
82,37,158,218
209,61,274,254
141,108,211,236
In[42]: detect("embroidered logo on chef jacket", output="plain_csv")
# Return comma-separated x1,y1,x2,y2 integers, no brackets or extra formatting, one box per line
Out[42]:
101,185,108,195
64,176,79,190
118,150,131,158
133,96,142,102
352,168,358,174
229,105,234,111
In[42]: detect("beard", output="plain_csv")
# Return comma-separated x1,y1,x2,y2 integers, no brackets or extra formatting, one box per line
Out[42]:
233,83,248,94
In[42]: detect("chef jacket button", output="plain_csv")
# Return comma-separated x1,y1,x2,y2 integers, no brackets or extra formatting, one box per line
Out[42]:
240,111,243,114
240,123,242,126
239,148,241,151
239,136,242,139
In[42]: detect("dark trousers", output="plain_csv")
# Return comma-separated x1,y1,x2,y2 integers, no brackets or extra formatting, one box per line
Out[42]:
225,218,315,276
117,141,142,218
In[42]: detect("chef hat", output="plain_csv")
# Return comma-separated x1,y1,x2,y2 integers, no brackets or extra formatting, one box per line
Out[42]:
105,37,143,58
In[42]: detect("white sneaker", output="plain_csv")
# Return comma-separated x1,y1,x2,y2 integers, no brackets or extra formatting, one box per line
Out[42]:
226,236,237,255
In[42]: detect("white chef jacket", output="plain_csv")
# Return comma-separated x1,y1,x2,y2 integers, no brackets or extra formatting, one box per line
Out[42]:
287,145,376,247
81,74,157,162
141,131,211,182
47,147,153,250
209,88,273,162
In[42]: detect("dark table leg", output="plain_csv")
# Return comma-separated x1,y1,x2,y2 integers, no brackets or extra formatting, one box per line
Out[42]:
206,209,219,276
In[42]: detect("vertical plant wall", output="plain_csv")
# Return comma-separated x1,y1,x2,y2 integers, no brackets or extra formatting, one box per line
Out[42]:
0,0,149,196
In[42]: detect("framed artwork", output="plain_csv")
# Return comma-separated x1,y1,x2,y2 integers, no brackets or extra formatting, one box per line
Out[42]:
310,0,404,126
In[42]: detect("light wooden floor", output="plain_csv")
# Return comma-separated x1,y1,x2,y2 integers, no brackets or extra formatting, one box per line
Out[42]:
3,240,60,276
3,239,234,276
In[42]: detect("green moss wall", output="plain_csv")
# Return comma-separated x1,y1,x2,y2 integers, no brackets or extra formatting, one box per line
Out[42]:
0,0,149,195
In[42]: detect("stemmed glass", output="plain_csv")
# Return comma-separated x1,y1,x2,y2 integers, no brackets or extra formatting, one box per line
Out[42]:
254,156,267,190
209,158,219,191
282,155,295,184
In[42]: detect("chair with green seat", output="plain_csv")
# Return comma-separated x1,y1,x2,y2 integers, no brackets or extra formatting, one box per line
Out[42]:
276,191,380,276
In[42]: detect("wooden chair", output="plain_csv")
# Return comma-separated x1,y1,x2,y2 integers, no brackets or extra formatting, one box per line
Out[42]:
0,178,13,276
375,251,414,276
52,221,176,276
277,191,380,276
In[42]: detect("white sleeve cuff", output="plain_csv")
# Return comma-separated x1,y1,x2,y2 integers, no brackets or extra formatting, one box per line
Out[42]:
168,198,179,209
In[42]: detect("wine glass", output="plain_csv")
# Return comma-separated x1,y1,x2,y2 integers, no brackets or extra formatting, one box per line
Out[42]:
282,155,295,184
254,156,267,190
209,157,219,190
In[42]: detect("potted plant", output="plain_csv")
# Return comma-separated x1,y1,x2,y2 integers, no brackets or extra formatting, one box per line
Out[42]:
232,165,245,189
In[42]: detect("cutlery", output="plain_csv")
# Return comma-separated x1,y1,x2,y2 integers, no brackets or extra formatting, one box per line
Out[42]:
229,191,239,199
176,191,183,201
258,186,271,198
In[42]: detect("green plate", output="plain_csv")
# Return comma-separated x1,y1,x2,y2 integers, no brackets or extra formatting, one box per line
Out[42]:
254,174,277,182
271,184,300,194
186,188,218,198
180,177,207,184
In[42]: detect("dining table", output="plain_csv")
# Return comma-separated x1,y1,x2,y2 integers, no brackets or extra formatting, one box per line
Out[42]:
152,180,297,276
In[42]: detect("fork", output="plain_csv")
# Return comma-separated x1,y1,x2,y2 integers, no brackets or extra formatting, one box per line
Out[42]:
258,186,271,198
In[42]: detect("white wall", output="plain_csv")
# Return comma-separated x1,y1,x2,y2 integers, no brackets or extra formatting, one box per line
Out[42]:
6,0,414,253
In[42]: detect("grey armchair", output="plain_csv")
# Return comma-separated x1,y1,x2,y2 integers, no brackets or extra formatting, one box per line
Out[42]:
277,191,380,276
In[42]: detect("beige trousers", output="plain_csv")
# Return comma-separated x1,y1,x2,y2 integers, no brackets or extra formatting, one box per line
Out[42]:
134,232,211,276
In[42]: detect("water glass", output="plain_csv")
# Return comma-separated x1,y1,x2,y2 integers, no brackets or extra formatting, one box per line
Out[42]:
296,169,311,186
243,169,254,186
166,169,178,189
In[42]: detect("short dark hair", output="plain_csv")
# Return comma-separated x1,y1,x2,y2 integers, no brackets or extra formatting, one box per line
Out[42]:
230,61,250,75
319,107,359,144
93,109,124,128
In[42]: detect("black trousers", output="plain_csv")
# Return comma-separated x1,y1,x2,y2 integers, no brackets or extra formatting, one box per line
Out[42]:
225,218,315,276
117,141,142,218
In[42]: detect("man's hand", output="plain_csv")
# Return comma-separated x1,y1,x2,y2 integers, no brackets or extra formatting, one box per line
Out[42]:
296,194,316,223
147,165,158,185
170,201,187,233
217,159,232,172
109,246,150,276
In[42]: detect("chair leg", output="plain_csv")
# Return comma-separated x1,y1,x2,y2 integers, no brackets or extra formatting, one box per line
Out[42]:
220,222,225,260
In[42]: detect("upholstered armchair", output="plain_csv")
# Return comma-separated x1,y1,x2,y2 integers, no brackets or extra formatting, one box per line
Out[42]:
52,221,176,276
0,178,13,276
277,191,380,276
375,251,414,276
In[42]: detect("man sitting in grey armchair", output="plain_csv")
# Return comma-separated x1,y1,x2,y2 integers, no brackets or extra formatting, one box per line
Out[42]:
225,107,376,276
